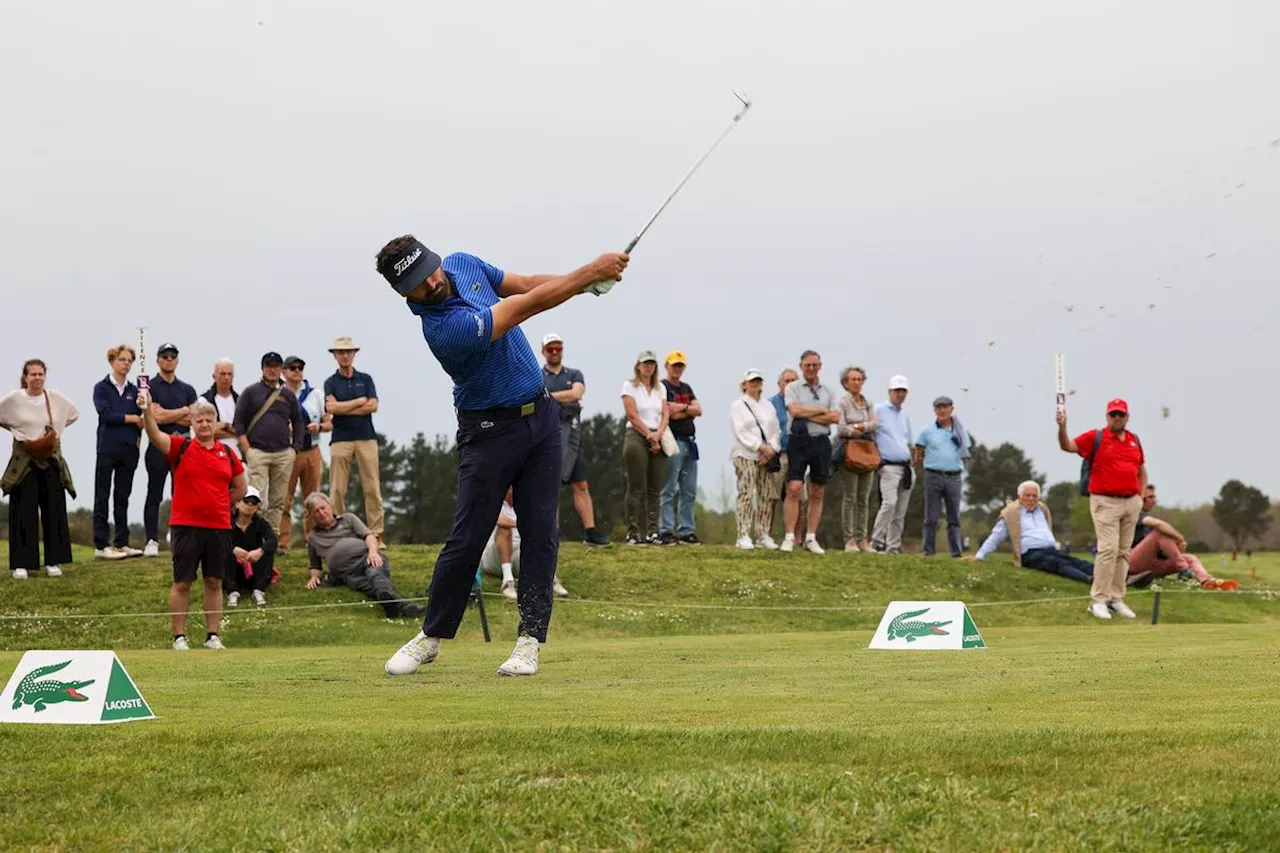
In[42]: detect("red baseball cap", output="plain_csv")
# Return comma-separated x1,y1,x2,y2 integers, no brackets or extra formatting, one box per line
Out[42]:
1106,398,1129,414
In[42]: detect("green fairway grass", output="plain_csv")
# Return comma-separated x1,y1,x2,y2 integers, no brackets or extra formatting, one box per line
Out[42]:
2,545,1278,850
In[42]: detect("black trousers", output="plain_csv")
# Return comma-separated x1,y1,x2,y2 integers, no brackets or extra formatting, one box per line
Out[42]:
224,552,275,595
922,470,963,556
143,444,174,542
93,447,139,548
8,463,73,571
423,393,561,642
1021,548,1094,584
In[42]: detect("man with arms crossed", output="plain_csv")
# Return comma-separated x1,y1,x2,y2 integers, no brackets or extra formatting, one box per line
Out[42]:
541,333,611,546
378,235,627,677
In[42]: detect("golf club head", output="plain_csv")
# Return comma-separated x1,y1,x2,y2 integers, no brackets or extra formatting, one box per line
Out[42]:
733,90,752,119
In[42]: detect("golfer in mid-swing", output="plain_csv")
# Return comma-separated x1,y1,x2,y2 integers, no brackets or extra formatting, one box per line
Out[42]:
379,236,628,677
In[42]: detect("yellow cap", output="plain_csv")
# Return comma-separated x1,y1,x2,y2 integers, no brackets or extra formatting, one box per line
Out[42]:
665,350,687,366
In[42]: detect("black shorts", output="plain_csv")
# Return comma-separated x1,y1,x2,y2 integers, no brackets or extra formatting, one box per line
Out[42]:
786,432,832,485
564,449,589,485
171,525,232,583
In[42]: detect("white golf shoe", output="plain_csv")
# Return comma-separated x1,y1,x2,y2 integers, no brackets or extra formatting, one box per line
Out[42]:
385,632,440,676
735,536,755,550
498,636,539,677
1088,603,1112,620
1109,601,1137,619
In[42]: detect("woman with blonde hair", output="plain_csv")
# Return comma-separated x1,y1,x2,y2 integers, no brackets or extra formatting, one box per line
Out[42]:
91,344,145,559
833,366,878,551
729,368,781,550
0,360,79,579
620,350,669,545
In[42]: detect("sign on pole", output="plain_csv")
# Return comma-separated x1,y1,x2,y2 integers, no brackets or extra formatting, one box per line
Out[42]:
868,601,986,650
0,651,154,725
1054,352,1066,415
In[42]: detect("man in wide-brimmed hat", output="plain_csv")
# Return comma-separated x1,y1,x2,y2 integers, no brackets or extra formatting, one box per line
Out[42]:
324,335,384,545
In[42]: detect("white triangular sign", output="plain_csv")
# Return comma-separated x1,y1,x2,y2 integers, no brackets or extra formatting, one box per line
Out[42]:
868,601,986,650
0,650,155,725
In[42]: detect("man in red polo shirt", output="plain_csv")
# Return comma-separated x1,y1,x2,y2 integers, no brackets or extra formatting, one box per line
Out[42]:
141,395,247,650
1057,398,1147,620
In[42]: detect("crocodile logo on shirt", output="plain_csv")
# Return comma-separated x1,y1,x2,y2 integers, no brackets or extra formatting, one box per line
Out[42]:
886,608,953,642
9,660,95,713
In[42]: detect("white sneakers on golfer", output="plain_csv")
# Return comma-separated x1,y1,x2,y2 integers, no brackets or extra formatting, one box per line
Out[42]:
384,632,541,677
735,536,755,550
1109,601,1137,619
498,636,540,677
1088,603,1112,620
385,632,440,675
144,539,160,558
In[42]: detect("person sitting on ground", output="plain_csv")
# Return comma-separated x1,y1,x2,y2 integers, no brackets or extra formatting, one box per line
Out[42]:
963,481,1094,584
1130,484,1237,590
225,486,278,608
480,489,569,600
303,492,424,619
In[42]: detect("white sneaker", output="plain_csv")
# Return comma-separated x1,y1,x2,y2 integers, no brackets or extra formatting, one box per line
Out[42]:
1109,601,1137,619
44,565,62,578
172,636,190,651
12,568,29,580
143,539,159,558
252,590,267,606
779,535,795,553
552,577,569,598
501,580,517,601
120,546,144,558
756,536,779,550
205,635,226,650
804,537,825,555
385,631,440,676
1088,603,1112,620
95,547,125,560
735,536,755,550
226,592,240,608
497,635,539,677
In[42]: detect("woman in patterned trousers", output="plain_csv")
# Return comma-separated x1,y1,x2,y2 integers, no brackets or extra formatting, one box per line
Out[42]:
728,369,782,550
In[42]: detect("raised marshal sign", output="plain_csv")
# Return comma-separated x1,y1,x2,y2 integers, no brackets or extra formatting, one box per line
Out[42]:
0,650,154,725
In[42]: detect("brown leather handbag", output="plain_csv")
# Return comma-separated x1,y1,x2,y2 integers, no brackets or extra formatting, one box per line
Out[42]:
843,435,881,473
22,393,58,460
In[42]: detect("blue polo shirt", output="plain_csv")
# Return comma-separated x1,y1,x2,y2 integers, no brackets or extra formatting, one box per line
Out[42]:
407,252,542,411
916,422,965,472
324,370,378,443
147,373,198,436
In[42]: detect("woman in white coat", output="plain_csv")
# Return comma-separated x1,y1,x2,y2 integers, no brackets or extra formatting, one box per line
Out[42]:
729,369,782,550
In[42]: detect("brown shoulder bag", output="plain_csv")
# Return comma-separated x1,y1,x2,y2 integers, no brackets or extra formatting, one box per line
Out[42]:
23,393,58,460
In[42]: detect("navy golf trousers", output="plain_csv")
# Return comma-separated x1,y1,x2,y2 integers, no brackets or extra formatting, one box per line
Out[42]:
422,392,561,642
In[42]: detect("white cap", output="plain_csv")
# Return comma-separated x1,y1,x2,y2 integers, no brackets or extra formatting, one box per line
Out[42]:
888,374,910,390
742,368,764,382
243,486,262,502
541,333,563,348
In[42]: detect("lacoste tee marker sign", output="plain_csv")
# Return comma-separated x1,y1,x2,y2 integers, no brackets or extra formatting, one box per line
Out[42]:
868,601,986,650
0,651,155,725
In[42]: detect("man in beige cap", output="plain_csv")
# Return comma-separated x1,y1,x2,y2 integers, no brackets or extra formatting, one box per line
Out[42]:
324,336,384,543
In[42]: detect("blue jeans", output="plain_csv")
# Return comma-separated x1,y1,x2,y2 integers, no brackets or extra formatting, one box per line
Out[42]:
421,393,561,642
659,437,698,535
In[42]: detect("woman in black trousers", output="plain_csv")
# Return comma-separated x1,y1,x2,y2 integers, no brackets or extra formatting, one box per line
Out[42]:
225,486,278,607
0,360,79,580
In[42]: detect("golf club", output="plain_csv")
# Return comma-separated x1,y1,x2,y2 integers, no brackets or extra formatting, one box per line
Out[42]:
625,90,753,254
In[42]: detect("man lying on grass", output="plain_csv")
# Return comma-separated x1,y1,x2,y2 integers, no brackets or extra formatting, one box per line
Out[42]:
304,493,425,619
963,481,1095,585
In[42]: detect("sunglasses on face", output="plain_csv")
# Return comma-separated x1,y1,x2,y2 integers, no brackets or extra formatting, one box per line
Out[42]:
1108,411,1127,418
244,499,260,506
286,365,303,371
544,347,562,354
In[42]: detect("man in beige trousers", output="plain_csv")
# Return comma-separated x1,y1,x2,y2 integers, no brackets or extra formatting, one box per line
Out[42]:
1057,398,1147,621
235,352,305,535
324,336,384,543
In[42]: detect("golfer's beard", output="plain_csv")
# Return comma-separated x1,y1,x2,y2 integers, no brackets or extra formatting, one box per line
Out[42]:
419,273,455,305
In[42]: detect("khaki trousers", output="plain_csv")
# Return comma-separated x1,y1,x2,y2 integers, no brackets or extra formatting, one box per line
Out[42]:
245,447,297,535
279,447,322,550
329,439,384,536
1089,494,1143,605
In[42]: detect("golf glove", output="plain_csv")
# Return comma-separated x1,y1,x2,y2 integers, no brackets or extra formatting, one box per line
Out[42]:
586,279,616,297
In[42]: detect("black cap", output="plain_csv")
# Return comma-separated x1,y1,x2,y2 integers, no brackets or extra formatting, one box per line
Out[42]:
157,343,179,357
379,237,442,296
261,351,283,367
284,355,305,368
933,396,954,407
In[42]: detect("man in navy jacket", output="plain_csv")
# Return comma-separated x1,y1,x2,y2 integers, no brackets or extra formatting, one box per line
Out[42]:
92,344,145,559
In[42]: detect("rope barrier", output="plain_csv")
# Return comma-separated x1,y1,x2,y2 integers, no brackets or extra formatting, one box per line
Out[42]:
0,584,1273,622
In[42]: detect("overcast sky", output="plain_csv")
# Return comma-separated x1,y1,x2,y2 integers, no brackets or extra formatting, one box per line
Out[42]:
3,1,1277,518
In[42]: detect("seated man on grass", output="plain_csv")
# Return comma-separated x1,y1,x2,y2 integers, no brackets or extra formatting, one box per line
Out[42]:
1130,485,1238,590
479,488,568,601
963,480,1094,584
303,492,424,619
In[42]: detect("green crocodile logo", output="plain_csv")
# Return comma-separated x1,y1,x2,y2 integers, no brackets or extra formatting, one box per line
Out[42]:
10,660,95,713
887,607,953,642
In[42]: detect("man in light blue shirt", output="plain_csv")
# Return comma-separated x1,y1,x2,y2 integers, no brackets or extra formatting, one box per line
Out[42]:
964,481,1094,584
871,374,915,554
915,396,970,558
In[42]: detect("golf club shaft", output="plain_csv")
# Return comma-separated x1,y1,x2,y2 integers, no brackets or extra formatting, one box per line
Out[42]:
625,99,751,254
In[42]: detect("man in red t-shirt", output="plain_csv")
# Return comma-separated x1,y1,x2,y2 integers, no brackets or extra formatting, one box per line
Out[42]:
141,395,247,650
1057,398,1147,621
